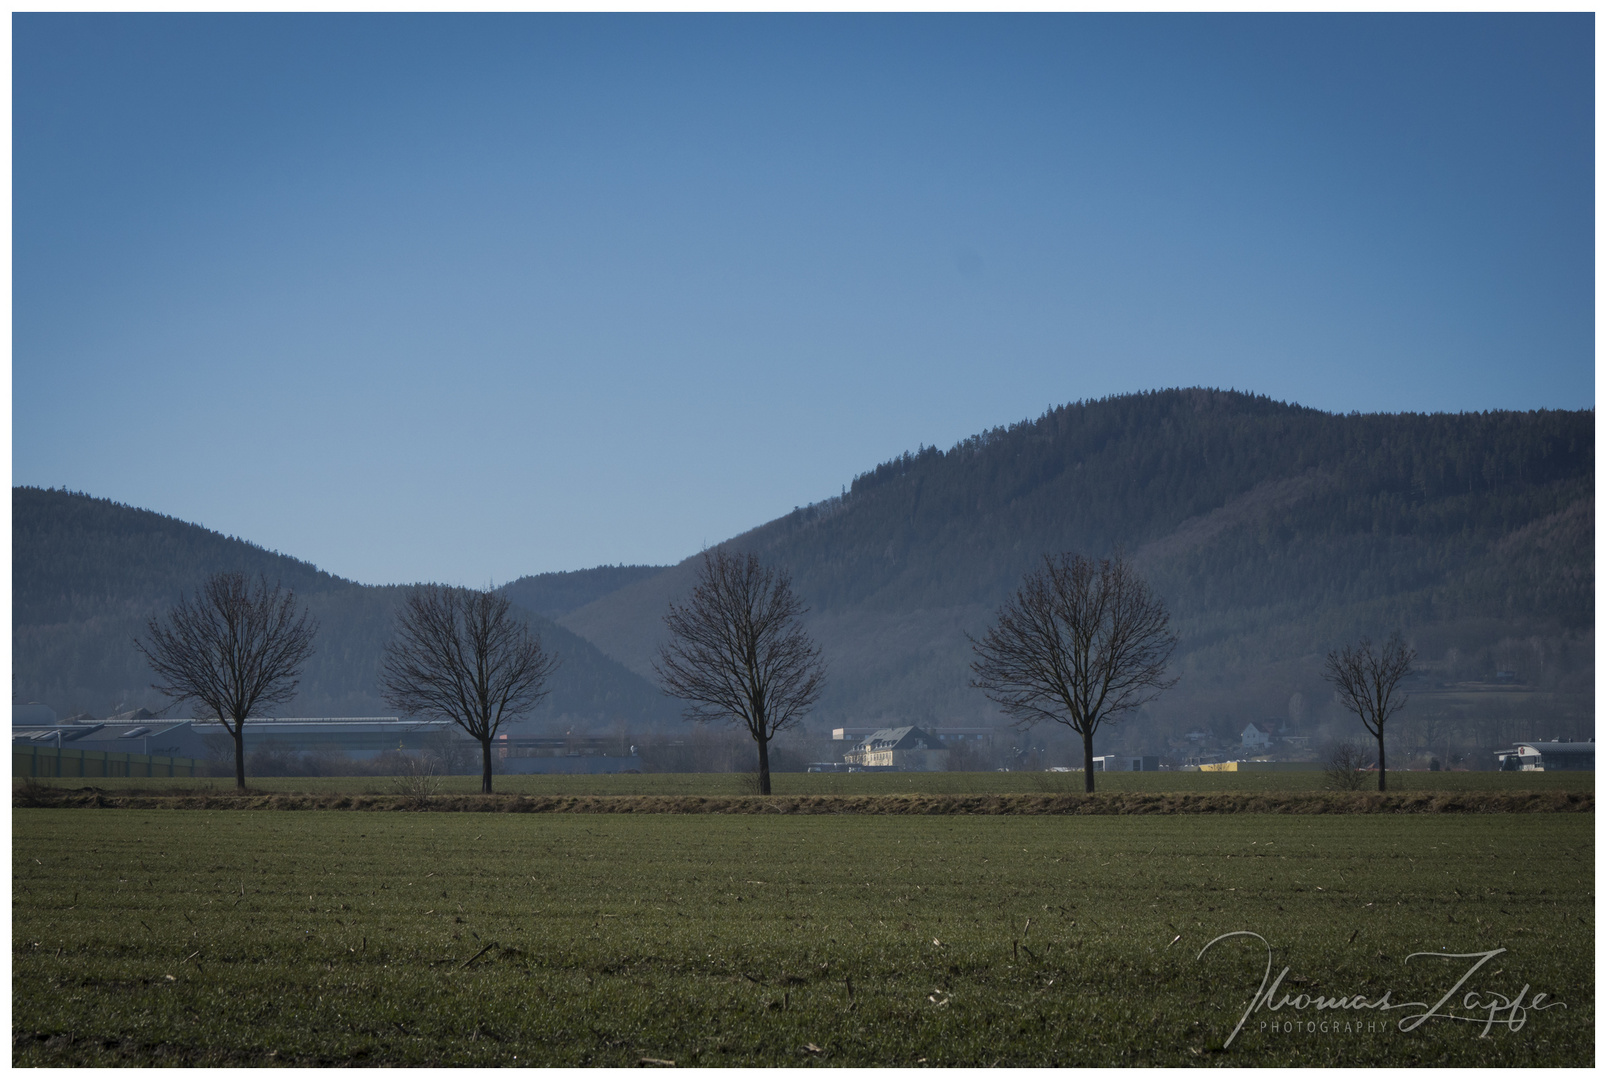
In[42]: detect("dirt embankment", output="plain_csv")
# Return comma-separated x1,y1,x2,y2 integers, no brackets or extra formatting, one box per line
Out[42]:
13,788,1592,814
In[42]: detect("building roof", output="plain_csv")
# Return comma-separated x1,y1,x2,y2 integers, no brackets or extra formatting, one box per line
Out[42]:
190,716,406,725
13,716,453,739
12,721,196,743
182,717,445,732
1514,742,1595,755
836,724,993,739
856,726,944,752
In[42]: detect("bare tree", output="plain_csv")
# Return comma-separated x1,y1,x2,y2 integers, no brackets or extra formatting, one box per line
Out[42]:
380,586,556,794
1320,740,1370,791
970,553,1177,793
654,551,825,795
1322,633,1415,792
136,571,317,790
423,727,475,775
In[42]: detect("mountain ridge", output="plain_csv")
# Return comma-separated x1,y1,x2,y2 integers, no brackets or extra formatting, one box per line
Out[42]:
556,389,1592,739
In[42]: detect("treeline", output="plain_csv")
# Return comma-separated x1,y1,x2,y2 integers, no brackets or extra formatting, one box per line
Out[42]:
12,488,680,728
501,564,668,618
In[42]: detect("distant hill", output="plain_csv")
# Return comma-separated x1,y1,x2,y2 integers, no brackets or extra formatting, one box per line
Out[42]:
12,488,678,728
557,389,1593,744
500,565,669,618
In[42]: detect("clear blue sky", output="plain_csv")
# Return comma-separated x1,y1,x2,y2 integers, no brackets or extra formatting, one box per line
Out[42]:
13,14,1594,587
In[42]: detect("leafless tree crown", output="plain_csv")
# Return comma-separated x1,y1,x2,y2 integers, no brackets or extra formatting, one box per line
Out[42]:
969,552,1178,736
1322,634,1415,739
136,571,317,732
654,551,825,742
1321,740,1371,791
1322,633,1414,793
380,585,556,742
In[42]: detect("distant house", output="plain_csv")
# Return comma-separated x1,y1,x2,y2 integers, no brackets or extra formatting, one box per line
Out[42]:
1240,723,1272,751
1497,741,1594,772
843,726,950,772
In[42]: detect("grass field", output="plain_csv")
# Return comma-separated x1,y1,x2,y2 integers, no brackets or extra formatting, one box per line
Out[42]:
13,810,1592,1066
16,768,1594,798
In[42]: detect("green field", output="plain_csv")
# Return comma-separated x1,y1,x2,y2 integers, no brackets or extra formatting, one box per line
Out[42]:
13,810,1592,1066
16,768,1594,798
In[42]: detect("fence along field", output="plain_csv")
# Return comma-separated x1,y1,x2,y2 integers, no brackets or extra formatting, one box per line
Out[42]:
13,811,1593,1066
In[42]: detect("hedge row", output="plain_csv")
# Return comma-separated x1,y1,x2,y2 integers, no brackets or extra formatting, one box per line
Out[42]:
14,789,1592,814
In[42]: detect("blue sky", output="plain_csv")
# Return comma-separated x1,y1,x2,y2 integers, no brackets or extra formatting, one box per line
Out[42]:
13,14,1594,586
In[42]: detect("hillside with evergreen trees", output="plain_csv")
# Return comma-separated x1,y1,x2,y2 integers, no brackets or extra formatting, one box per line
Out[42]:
558,389,1593,749
500,565,669,618
12,488,678,728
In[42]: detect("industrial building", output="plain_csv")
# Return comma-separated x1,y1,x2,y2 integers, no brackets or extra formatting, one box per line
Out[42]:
13,717,456,763
12,716,643,773
1091,754,1161,772
491,734,642,774
12,719,210,759
186,717,455,758
1496,741,1594,771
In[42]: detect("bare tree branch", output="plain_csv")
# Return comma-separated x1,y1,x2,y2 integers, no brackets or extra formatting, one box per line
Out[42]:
1321,633,1415,792
970,553,1177,793
134,571,317,790
380,585,557,794
653,551,825,796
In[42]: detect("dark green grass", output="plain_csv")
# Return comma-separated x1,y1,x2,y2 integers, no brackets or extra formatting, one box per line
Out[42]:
18,768,1593,798
14,812,1592,1066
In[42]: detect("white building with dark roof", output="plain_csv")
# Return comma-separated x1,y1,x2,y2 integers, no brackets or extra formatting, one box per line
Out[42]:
842,726,950,772
1497,741,1594,772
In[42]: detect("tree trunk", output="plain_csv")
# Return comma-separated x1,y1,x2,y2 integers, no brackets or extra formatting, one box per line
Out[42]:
233,725,246,791
481,737,494,794
1082,729,1096,794
1376,731,1387,792
757,735,772,796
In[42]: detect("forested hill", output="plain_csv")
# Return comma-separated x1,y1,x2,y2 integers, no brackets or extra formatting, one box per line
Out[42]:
500,565,669,618
13,488,678,726
558,389,1593,731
